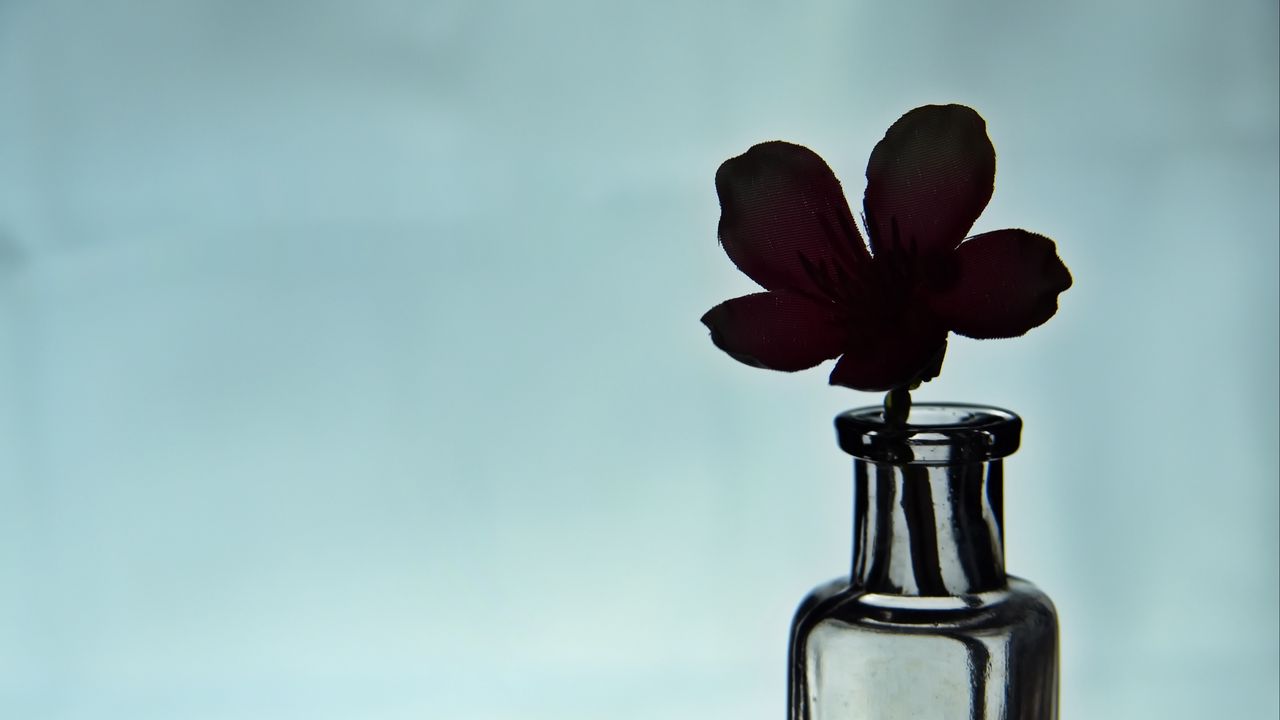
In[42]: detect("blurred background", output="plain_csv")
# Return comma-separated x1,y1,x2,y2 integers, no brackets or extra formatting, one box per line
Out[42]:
0,1,1275,718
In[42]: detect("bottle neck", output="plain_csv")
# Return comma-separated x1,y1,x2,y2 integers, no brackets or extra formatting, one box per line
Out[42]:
851,458,1006,596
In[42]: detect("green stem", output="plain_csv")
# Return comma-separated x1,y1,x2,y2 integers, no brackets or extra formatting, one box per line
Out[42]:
883,386,912,427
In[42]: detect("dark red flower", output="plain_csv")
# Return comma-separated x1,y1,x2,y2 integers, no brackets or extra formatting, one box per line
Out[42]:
701,104,1073,392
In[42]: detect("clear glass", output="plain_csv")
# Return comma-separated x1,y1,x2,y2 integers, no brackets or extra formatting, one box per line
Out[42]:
789,404,1059,720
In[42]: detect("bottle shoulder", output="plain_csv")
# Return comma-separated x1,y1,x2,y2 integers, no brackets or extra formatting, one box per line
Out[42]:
792,575,1058,635
788,577,1060,720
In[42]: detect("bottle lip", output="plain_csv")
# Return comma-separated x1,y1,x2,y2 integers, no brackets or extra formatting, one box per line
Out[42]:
835,403,1022,464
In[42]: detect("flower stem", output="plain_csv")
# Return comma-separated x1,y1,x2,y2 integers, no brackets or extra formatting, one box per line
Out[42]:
883,386,912,426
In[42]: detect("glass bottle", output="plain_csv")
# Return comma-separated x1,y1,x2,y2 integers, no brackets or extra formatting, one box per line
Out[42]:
788,404,1059,720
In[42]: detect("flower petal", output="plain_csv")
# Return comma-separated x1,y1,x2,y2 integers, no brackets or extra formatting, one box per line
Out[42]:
828,310,948,391
716,141,868,296
927,229,1073,339
701,291,847,371
863,104,996,256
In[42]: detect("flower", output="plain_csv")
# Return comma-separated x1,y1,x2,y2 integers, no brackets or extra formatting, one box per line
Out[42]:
701,104,1073,392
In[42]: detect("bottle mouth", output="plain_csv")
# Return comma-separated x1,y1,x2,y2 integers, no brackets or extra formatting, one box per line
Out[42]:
835,403,1022,464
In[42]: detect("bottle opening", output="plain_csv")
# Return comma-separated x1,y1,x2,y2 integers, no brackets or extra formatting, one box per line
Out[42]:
835,403,1022,464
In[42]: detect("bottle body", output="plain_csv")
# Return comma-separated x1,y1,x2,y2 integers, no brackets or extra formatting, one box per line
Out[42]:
788,404,1059,720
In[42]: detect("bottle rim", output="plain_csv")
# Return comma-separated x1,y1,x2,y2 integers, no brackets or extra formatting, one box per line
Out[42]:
834,402,1022,464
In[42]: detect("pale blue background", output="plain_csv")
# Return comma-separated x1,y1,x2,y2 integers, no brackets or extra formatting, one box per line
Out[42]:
0,1,1276,718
